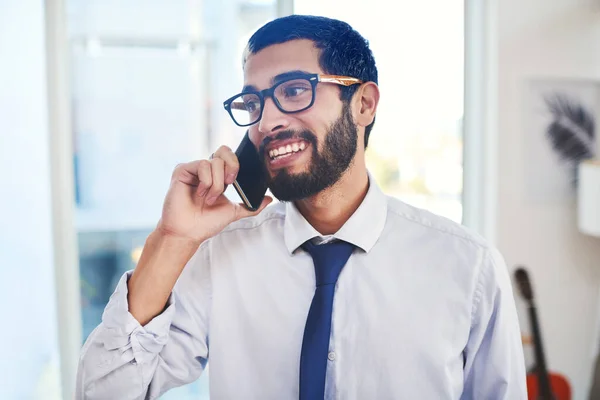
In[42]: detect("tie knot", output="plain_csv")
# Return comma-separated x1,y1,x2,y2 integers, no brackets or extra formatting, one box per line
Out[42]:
302,240,355,286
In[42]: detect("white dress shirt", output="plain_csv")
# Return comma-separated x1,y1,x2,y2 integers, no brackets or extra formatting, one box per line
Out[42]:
76,175,527,400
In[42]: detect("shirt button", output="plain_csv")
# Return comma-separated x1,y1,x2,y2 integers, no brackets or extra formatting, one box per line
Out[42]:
328,351,336,361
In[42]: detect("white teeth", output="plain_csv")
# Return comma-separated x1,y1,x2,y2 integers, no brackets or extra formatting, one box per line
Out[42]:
269,141,308,160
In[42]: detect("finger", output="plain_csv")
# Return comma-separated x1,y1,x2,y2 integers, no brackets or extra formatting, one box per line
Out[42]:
234,196,273,220
172,162,199,185
195,160,213,198
205,158,225,205
213,145,239,185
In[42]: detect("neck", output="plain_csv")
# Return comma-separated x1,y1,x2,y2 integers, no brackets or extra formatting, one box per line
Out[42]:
293,160,369,235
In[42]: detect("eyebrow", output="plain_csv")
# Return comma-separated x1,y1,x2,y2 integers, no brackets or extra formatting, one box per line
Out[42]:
242,70,313,93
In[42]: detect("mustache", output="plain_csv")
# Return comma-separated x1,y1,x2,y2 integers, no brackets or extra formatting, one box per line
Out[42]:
258,130,317,155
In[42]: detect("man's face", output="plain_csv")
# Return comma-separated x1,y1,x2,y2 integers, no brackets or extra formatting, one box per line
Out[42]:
243,39,359,201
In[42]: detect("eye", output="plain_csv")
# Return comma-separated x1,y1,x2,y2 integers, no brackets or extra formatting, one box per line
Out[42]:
243,99,260,113
283,86,309,97
245,101,256,112
277,79,312,100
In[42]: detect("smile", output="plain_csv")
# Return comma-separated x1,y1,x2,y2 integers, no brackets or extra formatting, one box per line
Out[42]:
268,141,308,160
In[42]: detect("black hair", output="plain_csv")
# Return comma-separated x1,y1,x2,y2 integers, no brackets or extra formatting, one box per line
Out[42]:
246,15,378,148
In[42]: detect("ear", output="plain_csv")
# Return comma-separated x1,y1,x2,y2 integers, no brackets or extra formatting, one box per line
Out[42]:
353,82,380,128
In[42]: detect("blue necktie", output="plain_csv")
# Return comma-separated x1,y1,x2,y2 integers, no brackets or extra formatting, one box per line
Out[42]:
299,239,355,400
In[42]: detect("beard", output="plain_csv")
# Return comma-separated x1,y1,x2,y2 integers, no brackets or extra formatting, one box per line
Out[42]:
259,104,358,202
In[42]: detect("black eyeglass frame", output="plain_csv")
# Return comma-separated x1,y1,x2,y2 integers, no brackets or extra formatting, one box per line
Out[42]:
222,73,363,127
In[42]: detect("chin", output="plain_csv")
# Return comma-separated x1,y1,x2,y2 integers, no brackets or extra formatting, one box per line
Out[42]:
286,164,310,175
270,163,309,177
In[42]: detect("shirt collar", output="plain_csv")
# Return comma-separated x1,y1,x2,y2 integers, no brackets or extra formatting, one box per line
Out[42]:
283,172,388,254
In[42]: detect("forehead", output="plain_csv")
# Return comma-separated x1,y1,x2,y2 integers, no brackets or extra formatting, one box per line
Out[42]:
243,39,323,88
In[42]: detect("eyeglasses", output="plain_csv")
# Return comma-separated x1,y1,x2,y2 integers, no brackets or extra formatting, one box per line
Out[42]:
223,73,363,127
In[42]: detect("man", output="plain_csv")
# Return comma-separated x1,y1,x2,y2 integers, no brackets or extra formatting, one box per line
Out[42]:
76,15,527,400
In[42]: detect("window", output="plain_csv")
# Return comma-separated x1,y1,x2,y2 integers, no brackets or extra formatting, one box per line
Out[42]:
294,0,465,223
67,1,280,398
58,1,464,398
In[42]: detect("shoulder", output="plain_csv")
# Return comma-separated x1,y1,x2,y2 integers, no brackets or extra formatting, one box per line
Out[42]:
382,195,507,278
223,202,285,232
220,201,286,236
383,196,512,313
192,202,287,264
384,195,490,248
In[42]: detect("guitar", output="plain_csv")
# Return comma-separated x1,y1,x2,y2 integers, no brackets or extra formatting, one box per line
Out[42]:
513,266,571,400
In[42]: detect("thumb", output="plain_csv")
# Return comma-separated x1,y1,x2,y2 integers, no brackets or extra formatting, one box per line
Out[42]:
234,196,274,220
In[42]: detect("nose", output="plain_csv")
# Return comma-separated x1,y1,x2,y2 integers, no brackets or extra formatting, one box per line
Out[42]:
257,96,290,136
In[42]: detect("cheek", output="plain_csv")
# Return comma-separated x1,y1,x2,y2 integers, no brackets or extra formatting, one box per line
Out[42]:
313,86,344,117
300,101,342,135
298,100,342,141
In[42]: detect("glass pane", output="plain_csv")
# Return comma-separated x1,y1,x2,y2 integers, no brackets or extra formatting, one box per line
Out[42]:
232,93,262,126
275,79,314,111
67,1,277,399
0,3,62,399
294,0,464,223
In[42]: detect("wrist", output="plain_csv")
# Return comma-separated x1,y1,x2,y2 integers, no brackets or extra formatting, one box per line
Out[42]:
154,222,207,249
138,229,202,276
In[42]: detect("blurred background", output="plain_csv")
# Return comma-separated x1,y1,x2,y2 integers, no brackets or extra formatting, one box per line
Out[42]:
1,0,600,399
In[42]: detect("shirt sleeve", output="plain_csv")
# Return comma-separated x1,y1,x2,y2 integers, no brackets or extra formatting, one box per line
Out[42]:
75,243,212,400
460,246,528,400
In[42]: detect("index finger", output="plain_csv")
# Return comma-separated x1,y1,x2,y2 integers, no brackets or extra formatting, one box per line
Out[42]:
213,145,239,184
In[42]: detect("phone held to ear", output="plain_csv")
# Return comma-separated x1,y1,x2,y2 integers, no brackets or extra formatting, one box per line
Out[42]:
233,131,269,211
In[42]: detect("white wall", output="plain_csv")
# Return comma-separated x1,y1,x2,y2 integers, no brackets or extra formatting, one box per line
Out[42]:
0,0,62,399
495,0,600,398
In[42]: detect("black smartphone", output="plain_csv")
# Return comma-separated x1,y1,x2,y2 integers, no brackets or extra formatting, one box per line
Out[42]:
233,131,269,211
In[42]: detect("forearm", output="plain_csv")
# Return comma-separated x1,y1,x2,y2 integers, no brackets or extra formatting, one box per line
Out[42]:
77,248,211,399
128,229,201,326
77,322,207,400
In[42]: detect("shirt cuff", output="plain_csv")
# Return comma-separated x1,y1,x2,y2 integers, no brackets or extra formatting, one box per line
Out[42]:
99,270,176,364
